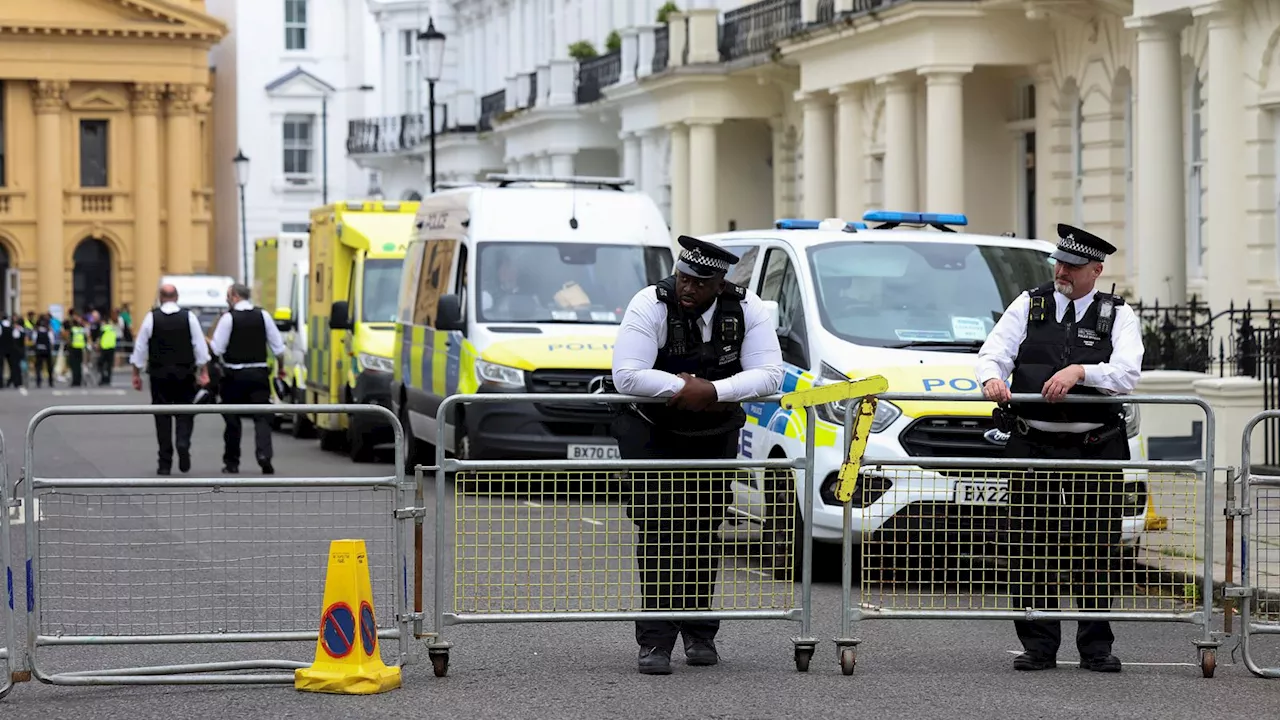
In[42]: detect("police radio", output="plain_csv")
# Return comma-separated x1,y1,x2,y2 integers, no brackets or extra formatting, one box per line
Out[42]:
1096,283,1117,336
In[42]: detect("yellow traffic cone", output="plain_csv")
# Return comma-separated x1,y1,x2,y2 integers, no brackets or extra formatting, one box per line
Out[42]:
295,539,402,694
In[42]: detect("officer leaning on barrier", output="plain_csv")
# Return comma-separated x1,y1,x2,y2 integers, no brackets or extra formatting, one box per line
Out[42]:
210,283,286,476
610,235,784,676
131,284,212,476
975,223,1144,674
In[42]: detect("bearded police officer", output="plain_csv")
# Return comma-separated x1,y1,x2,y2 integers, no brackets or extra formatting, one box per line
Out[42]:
975,223,1144,674
131,284,212,475
611,235,784,675
211,283,286,475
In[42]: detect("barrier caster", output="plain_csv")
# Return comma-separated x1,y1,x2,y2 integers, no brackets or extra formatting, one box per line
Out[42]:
430,650,450,677
794,647,813,672
840,647,856,676
1200,649,1216,679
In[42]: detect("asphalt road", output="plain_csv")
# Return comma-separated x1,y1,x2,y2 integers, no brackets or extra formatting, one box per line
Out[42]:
1,381,1279,719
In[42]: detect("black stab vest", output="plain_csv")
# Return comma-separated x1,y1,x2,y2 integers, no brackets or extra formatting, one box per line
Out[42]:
223,307,268,365
149,309,197,378
1009,283,1123,424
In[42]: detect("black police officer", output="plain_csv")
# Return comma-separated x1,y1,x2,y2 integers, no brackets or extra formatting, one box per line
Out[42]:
976,223,1144,673
611,235,784,675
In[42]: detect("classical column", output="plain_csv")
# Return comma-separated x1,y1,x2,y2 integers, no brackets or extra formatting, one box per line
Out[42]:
879,74,918,209
132,83,164,312
687,119,720,236
832,85,865,221
1033,63,1054,242
166,84,195,275
668,123,690,235
1199,1,1245,309
920,66,970,215
621,131,642,186
549,151,574,178
798,91,835,219
32,80,68,310
1127,17,1186,304
640,130,661,200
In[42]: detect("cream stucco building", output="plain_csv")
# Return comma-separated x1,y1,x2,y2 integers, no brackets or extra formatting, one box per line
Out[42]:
0,0,226,320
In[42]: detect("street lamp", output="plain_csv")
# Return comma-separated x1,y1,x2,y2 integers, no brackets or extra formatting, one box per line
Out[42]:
233,149,250,283
419,18,446,192
322,83,375,205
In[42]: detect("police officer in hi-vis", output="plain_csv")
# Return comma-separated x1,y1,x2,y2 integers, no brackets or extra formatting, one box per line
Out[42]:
611,235,784,675
975,223,1144,674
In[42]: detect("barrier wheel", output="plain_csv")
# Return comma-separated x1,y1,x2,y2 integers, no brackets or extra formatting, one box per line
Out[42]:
431,651,450,677
794,647,813,672
1200,649,1216,678
840,647,856,676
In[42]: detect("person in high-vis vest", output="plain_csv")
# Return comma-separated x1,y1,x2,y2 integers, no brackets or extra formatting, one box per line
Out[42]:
67,319,87,387
97,316,118,385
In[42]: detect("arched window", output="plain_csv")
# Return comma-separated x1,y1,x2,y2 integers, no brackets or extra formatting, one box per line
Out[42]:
72,238,113,314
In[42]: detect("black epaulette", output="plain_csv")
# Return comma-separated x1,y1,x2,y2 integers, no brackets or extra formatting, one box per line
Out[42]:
721,282,746,301
655,276,676,304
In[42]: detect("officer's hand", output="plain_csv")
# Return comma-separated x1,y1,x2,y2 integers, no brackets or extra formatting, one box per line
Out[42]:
131,372,143,392
1042,365,1085,402
982,378,1011,404
669,372,718,411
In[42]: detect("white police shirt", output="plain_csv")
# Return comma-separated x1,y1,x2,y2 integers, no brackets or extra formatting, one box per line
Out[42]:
612,286,785,403
210,301,287,369
975,287,1144,432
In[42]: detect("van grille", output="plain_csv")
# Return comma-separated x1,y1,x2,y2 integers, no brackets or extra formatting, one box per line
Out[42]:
529,369,612,419
900,416,1005,458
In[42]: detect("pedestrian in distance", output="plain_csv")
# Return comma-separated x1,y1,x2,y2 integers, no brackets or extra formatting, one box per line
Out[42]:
0,314,20,388
65,317,88,387
31,315,56,388
97,312,119,386
975,223,1144,674
610,235,784,676
131,284,212,476
210,283,286,475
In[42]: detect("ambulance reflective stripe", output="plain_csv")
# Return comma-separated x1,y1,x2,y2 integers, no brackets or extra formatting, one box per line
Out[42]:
403,325,472,397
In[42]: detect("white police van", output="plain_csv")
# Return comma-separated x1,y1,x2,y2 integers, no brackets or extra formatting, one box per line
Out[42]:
701,211,1153,566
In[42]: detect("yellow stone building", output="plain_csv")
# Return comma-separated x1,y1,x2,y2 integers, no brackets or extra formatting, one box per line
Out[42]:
0,0,227,322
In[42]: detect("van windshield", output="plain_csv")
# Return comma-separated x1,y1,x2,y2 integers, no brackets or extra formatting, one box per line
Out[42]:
362,258,403,323
807,240,1054,348
477,242,673,324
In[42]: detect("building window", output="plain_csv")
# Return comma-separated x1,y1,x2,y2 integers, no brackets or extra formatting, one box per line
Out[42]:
79,119,109,188
283,115,314,183
1187,73,1206,279
282,222,309,233
285,0,308,51
1071,97,1084,225
402,29,422,115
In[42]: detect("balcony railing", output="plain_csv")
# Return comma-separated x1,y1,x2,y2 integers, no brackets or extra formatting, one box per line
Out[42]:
576,51,622,104
817,0,834,22
653,24,670,74
719,0,802,62
528,72,538,108
347,106,456,154
479,90,505,132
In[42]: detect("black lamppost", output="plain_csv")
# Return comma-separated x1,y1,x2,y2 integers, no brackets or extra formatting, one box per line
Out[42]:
418,18,446,192
233,149,250,282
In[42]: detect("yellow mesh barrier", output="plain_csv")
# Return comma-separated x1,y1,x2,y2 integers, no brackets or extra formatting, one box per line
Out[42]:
452,468,798,615
855,468,1203,614
1248,486,1280,623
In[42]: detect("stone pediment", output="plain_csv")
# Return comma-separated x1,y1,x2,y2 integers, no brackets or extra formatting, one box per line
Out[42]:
0,0,228,42
67,88,131,112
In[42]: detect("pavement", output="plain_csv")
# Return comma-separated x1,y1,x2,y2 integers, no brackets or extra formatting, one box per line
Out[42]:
1,378,1280,718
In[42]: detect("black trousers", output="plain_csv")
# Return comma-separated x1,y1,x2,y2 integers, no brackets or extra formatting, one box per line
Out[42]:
611,412,736,651
68,348,83,386
220,367,273,467
5,353,21,387
1006,425,1127,659
150,374,197,469
33,353,53,387
97,348,115,385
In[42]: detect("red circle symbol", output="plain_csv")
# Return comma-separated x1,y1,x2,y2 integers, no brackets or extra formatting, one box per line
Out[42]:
359,601,377,656
320,602,356,659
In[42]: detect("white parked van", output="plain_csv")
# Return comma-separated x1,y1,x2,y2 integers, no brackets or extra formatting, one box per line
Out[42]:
160,274,235,334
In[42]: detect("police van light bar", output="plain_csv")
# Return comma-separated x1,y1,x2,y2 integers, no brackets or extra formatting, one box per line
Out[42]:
862,210,969,228
774,218,866,232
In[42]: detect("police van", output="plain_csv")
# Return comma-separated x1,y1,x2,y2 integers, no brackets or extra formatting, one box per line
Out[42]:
390,174,675,467
700,211,1153,565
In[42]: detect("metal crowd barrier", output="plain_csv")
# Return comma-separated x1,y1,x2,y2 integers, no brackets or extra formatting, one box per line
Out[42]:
1237,409,1280,678
13,403,415,687
836,393,1220,678
424,392,817,677
1,429,13,700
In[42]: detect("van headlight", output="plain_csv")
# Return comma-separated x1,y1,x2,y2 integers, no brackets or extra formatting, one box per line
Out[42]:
815,397,901,433
356,353,395,374
476,359,525,390
1123,403,1140,439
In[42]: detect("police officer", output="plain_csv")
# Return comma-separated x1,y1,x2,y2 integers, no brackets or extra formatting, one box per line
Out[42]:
611,235,784,675
210,283,286,475
97,315,118,385
31,316,56,388
976,223,1144,674
67,318,87,386
131,284,212,475
0,315,18,388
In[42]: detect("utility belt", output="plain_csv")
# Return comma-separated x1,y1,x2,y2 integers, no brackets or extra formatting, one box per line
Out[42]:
993,405,1125,447
595,375,745,438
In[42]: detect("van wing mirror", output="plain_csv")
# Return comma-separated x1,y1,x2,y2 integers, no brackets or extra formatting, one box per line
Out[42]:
760,300,781,332
330,300,352,330
436,294,466,332
273,307,294,332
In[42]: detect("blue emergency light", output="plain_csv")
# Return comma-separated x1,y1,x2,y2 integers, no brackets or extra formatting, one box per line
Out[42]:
862,210,968,232
774,218,867,231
